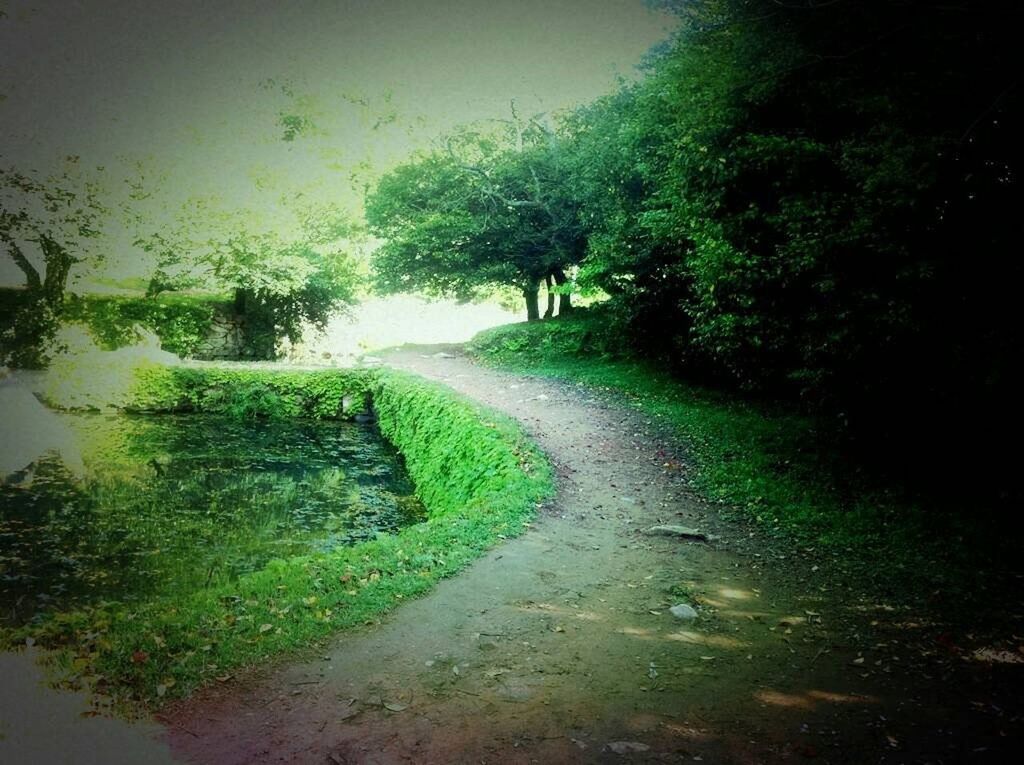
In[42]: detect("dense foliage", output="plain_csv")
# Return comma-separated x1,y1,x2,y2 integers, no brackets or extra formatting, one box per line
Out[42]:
138,200,362,359
0,160,106,366
61,293,228,357
8,366,553,706
370,0,1021,488
468,314,1018,594
366,118,583,319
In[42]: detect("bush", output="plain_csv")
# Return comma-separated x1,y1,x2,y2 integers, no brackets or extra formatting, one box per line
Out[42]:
468,308,624,366
62,293,227,357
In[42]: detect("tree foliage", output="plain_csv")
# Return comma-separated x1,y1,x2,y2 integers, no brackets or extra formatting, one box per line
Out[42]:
366,115,585,319
584,0,1019,481
0,159,106,365
138,198,362,357
365,0,1020,482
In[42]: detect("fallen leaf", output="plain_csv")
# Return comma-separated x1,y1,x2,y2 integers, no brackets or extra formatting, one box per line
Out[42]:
383,701,408,712
259,623,273,633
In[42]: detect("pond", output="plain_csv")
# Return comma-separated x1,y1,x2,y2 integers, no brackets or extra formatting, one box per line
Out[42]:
0,413,425,627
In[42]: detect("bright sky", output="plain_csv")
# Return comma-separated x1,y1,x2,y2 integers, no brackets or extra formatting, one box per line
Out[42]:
0,0,675,284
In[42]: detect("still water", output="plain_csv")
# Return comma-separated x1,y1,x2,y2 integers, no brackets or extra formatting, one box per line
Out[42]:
0,413,424,625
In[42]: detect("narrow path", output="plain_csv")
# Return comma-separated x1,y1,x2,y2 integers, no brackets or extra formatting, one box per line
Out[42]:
161,347,1007,763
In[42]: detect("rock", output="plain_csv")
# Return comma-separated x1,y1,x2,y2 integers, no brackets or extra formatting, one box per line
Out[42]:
669,603,698,620
606,741,651,754
645,525,711,542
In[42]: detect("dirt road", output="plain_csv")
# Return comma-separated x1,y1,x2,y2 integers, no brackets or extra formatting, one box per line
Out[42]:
159,346,1016,763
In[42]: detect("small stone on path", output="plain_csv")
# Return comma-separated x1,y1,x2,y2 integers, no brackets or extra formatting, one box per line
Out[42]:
645,525,711,541
670,603,698,620
607,741,651,754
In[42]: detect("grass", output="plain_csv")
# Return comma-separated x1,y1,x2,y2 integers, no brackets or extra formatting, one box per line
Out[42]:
3,366,553,710
467,315,1011,593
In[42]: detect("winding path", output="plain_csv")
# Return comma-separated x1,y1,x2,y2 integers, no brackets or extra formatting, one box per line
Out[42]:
157,346,977,764
2,347,1006,763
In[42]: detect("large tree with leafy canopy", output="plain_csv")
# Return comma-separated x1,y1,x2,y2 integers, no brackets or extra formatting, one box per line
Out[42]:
1,159,106,366
366,114,585,320
136,198,361,358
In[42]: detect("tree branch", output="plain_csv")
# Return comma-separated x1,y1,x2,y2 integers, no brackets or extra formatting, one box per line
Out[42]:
3,239,42,290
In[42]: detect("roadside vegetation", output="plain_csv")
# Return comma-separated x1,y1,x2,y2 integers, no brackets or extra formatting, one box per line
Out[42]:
2,365,552,710
367,0,1019,513
468,311,1019,597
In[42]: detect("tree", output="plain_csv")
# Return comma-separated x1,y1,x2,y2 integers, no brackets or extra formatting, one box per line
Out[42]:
560,0,1021,487
0,159,106,366
366,115,585,320
138,198,361,358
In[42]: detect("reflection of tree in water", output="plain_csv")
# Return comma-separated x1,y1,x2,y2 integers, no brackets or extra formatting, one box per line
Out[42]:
0,413,424,626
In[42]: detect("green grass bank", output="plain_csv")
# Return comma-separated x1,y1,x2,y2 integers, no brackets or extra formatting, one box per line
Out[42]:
5,364,553,709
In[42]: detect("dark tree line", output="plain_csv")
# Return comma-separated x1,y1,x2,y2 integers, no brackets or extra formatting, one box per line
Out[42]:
369,0,1020,486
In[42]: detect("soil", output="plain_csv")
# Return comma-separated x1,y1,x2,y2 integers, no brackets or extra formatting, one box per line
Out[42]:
157,346,1023,763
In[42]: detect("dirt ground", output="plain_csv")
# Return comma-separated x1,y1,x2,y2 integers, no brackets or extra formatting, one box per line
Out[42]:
152,346,1022,764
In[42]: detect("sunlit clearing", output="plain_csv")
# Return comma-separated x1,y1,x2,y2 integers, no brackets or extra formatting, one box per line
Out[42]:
696,597,726,608
972,648,1024,665
718,587,755,600
754,690,813,709
666,631,749,649
515,601,605,622
756,689,879,709
281,295,519,364
662,722,713,741
616,626,655,638
807,690,879,704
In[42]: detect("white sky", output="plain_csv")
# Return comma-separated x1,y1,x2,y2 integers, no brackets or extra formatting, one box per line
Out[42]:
0,0,676,285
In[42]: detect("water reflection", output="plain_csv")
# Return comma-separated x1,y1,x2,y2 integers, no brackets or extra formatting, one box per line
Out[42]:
0,413,424,625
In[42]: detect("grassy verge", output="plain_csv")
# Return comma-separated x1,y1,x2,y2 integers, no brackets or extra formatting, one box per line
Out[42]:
468,316,1009,591
4,365,553,709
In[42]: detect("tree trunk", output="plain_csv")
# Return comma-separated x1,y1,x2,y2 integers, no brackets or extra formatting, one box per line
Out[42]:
233,287,250,315
552,266,573,315
523,284,540,321
41,255,72,311
6,241,43,292
543,274,555,319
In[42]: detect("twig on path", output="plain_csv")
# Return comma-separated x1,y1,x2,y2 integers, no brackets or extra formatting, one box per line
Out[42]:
170,721,199,738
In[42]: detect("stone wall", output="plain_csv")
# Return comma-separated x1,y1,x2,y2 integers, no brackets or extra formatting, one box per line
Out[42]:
191,312,276,361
